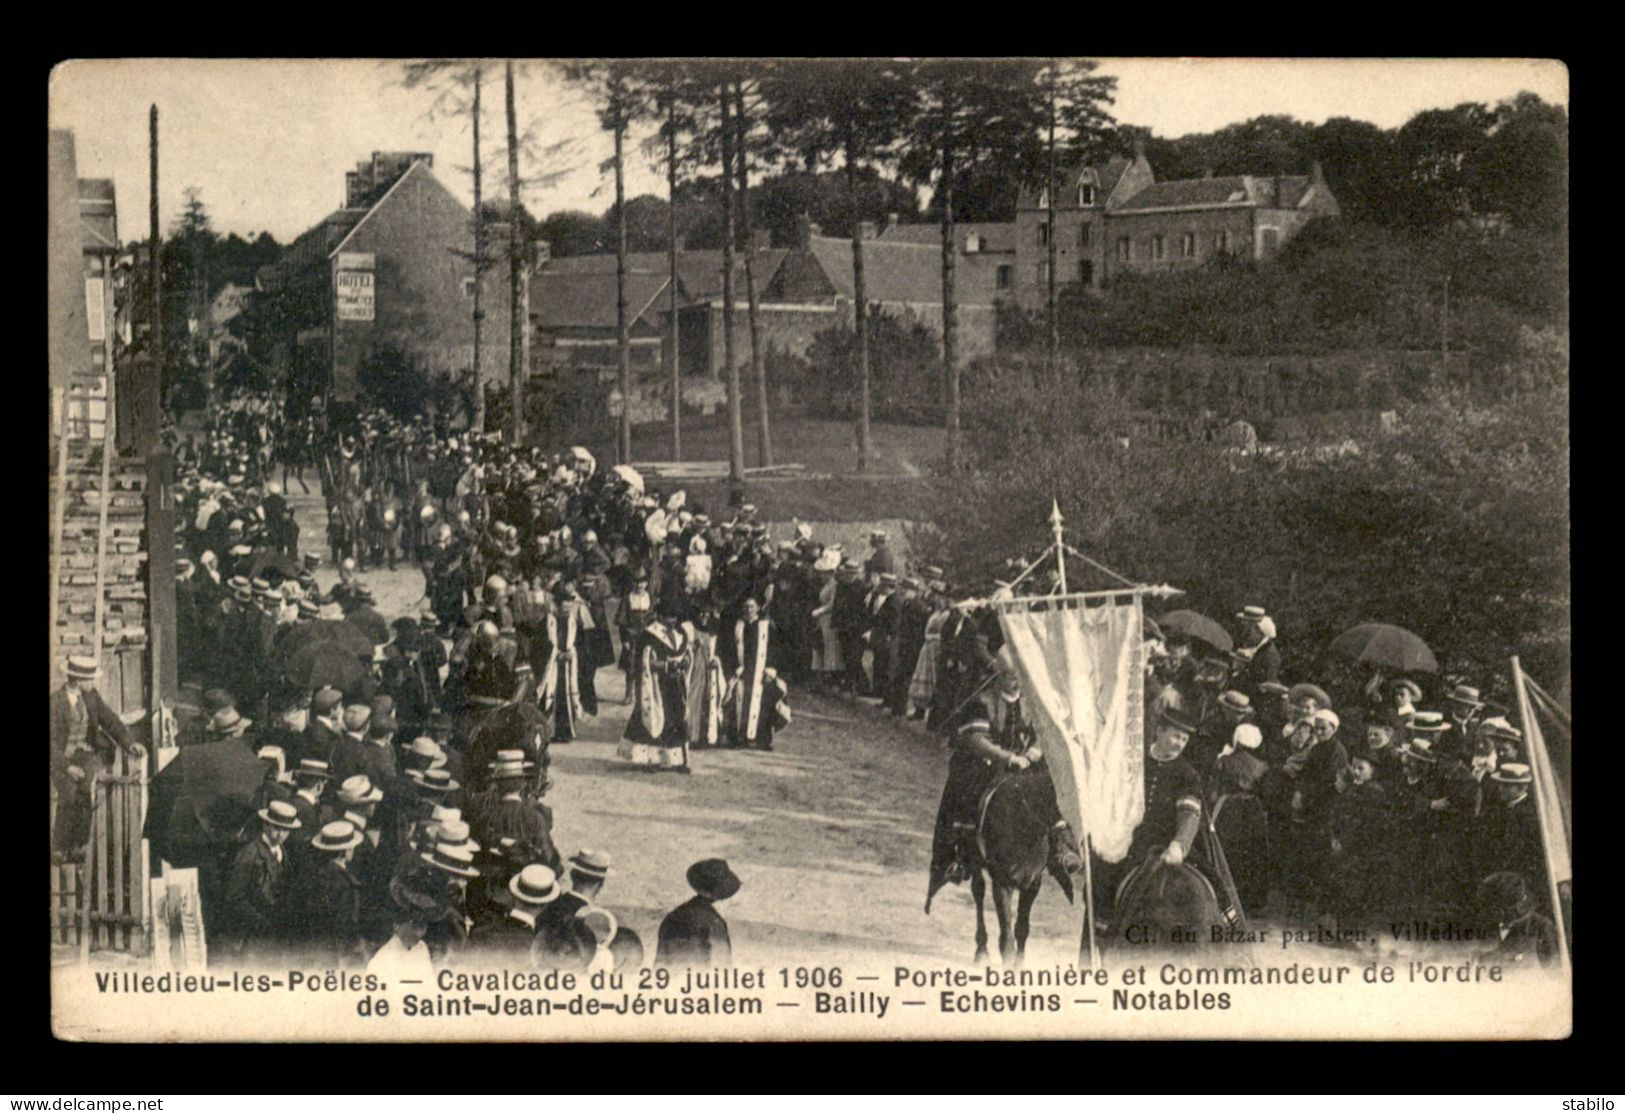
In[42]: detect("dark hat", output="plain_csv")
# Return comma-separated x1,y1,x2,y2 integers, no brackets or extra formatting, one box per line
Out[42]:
202,687,237,713
686,858,742,901
207,707,253,737
1157,708,1200,736
258,799,302,830
1477,870,1533,918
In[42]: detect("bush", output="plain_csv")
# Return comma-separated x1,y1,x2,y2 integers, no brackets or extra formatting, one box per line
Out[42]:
928,376,1569,692
803,311,944,424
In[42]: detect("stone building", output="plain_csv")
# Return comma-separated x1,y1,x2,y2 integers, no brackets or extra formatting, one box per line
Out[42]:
1011,144,1341,308
258,151,514,406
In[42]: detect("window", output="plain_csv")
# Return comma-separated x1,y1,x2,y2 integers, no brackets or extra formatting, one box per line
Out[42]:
1180,232,1196,258
462,276,477,298
1151,234,1165,261
965,232,981,253
1116,236,1132,262
1215,230,1230,254
996,264,1012,290
1079,223,1092,248
1079,260,1094,286
1036,221,1050,247
1077,184,1096,206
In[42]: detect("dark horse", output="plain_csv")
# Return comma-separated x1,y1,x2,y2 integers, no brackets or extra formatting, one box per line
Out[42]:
968,769,1074,966
463,698,550,795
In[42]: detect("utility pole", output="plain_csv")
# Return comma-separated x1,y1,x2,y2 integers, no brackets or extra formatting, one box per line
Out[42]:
506,61,524,448
666,78,682,462
471,65,485,434
150,106,162,410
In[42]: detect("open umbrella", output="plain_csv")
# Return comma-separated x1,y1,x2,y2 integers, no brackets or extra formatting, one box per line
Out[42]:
143,740,270,868
281,639,369,693
1157,610,1234,654
246,549,299,582
1329,623,1439,674
344,609,393,647
275,618,373,661
610,463,644,494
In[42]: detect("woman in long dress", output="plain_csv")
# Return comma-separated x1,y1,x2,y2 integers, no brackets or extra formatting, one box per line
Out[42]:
809,551,843,685
907,594,951,723
685,606,726,749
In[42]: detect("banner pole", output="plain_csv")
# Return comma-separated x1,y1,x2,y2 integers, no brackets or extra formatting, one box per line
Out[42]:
1050,500,1067,595
1512,656,1571,975
1080,832,1099,970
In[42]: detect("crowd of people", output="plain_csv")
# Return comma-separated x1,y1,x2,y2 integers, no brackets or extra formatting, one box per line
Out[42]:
51,392,1567,972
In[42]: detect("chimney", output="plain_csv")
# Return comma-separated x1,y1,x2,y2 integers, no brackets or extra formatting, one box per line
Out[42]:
1309,159,1326,186
794,213,817,247
534,239,552,266
1132,134,1147,160
856,220,876,241
886,212,900,228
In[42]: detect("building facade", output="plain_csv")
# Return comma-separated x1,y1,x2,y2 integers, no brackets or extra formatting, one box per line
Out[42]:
1011,147,1340,309
260,152,514,406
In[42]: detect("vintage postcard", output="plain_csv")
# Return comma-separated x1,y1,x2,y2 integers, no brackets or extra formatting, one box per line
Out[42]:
48,56,1570,1042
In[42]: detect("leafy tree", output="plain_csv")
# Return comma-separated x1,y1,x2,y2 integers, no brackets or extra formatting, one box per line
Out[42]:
1309,117,1401,224
538,209,605,255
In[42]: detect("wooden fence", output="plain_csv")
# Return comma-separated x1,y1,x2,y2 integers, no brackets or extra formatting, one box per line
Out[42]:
50,746,152,958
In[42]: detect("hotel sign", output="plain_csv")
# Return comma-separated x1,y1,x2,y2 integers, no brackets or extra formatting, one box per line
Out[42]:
335,253,375,321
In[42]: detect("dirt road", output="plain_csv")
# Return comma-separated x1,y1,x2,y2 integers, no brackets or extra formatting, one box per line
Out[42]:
286,486,1088,969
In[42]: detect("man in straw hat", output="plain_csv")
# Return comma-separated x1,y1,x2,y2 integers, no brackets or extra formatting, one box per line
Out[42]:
480,863,561,960
656,858,741,968
296,819,367,965
51,655,144,858
473,751,561,872
221,799,301,960
1475,761,1546,900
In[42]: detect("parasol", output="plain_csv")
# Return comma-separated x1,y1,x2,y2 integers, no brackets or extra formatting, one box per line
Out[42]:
281,640,369,693
610,464,644,493
1329,623,1439,674
143,740,271,868
275,618,374,660
1157,610,1234,654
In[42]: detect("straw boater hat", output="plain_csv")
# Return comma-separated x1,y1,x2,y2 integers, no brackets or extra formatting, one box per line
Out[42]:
406,767,460,795
1480,717,1523,743
489,749,533,781
208,707,253,737
1447,684,1485,709
1288,683,1331,709
312,820,364,853
1490,762,1533,785
1218,690,1254,717
1235,605,1270,623
422,841,481,879
1401,737,1440,763
569,848,612,880
1408,710,1451,734
337,774,384,807
292,758,332,783
258,799,302,830
508,864,561,906
1258,681,1291,699
65,655,100,681
431,819,480,853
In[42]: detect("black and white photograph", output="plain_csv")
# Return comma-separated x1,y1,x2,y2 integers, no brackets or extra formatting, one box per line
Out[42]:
47,56,1570,1042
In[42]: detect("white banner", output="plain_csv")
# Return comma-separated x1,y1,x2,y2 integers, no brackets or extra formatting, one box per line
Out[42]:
996,599,1145,862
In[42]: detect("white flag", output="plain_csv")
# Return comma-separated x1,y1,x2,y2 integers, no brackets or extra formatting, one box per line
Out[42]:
997,600,1145,862
1520,677,1572,886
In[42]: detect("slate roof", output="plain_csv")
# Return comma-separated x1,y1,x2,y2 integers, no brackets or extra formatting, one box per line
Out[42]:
878,221,1017,254
1114,175,1312,212
1016,157,1134,209
808,235,996,307
530,270,671,332
541,250,789,303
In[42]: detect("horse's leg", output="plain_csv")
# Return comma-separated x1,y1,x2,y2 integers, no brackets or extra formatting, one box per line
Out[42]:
1014,881,1040,965
993,882,1018,967
971,871,989,965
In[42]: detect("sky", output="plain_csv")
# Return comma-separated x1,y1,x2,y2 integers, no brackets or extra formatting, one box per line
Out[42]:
49,58,1568,244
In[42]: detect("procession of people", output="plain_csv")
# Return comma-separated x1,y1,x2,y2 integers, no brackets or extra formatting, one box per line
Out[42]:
50,389,1567,972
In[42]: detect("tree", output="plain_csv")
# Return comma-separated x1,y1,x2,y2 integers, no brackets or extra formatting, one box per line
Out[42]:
1310,117,1401,224
1393,103,1495,229
899,59,1047,473
763,58,913,472
401,59,496,432
1472,92,1569,231
1037,59,1118,372
538,210,605,256
561,60,653,464
733,76,773,467
506,60,525,447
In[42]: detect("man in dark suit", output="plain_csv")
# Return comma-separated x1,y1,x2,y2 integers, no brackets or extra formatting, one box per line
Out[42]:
220,799,301,962
51,656,144,858
533,848,611,957
297,820,366,966
479,863,560,962
656,858,740,968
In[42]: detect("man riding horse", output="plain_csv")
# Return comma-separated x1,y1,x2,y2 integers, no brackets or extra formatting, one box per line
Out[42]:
925,652,1084,914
